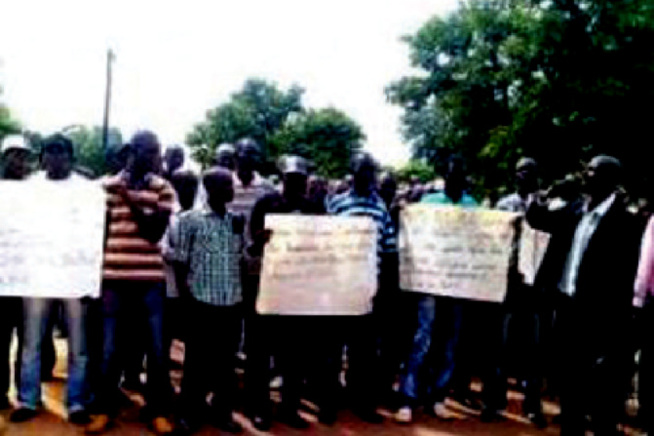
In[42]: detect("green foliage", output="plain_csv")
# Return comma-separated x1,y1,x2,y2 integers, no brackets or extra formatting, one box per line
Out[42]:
0,85,21,140
187,78,304,168
396,159,437,183
388,0,654,196
270,108,365,179
66,126,123,177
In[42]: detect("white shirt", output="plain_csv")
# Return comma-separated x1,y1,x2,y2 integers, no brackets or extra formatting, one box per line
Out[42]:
559,194,616,297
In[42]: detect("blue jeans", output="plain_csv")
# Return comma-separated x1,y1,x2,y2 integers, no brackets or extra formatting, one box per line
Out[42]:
96,281,170,417
400,295,464,404
19,298,89,412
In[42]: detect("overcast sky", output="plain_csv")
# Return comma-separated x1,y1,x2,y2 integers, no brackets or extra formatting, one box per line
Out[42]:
0,0,456,166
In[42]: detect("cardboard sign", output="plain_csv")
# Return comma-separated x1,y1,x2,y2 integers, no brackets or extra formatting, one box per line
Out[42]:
400,205,517,302
257,214,377,315
0,180,105,298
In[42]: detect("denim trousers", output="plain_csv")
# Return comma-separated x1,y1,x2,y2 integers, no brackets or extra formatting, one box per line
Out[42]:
399,295,464,404
95,281,171,417
19,297,89,412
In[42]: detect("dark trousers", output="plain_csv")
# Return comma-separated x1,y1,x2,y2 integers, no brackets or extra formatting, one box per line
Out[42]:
245,312,314,417
555,295,629,436
180,299,241,422
314,315,379,413
96,281,171,417
374,289,416,393
501,284,544,413
0,297,23,400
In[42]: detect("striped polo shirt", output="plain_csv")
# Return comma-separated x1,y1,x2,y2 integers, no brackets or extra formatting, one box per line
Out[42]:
103,172,176,282
327,189,397,258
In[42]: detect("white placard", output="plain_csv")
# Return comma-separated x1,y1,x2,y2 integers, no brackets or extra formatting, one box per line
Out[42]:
518,222,550,285
257,215,377,315
399,205,517,302
0,180,106,298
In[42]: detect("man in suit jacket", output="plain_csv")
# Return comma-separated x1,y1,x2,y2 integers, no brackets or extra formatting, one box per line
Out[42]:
526,155,642,436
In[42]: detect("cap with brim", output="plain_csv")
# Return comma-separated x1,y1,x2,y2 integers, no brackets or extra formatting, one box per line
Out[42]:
1,135,31,155
216,143,236,155
282,156,308,176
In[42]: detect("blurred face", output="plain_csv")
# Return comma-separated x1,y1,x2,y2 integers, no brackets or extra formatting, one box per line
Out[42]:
173,178,199,211
43,144,73,179
379,177,397,205
583,158,617,198
216,152,236,171
205,173,234,209
445,163,466,196
283,173,308,200
3,149,32,180
516,164,538,193
165,149,184,173
353,161,377,195
236,146,259,174
133,140,161,175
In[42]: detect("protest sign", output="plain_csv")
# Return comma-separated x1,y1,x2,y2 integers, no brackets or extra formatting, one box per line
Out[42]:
257,214,377,315
399,205,517,302
0,180,106,298
518,221,550,285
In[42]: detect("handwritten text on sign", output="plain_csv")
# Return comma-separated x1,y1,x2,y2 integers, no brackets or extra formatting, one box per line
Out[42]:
0,180,106,298
399,206,517,302
257,215,377,315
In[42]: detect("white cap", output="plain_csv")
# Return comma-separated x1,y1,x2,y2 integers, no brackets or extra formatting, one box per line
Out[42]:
1,135,31,155
281,155,308,175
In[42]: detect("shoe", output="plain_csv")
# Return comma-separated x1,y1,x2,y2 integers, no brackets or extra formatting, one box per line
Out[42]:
527,412,548,429
69,410,91,425
10,408,38,423
432,402,456,421
280,411,310,429
0,396,10,410
85,414,111,434
212,416,243,434
151,416,174,435
395,406,413,424
318,408,337,426
353,407,384,424
251,414,271,432
480,408,505,423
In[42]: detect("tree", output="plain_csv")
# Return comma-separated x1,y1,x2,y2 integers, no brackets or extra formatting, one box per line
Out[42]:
0,85,20,141
270,108,365,179
187,78,304,168
66,126,123,177
396,159,437,183
388,0,654,197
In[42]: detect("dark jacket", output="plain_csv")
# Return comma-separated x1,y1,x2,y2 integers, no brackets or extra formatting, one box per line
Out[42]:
527,194,643,355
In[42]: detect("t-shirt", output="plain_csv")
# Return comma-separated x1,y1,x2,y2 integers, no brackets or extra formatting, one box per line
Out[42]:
102,172,175,282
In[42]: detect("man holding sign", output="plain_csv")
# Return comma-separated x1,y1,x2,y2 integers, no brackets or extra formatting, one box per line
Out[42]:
321,152,396,425
11,135,95,424
396,156,479,423
244,156,324,430
0,134,32,411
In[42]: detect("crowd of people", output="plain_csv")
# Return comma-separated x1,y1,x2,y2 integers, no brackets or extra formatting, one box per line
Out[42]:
0,130,653,436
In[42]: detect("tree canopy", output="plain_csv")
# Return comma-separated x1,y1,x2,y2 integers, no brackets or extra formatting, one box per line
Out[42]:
387,0,654,198
66,126,123,177
186,78,304,167
0,85,20,141
187,78,365,176
270,108,364,179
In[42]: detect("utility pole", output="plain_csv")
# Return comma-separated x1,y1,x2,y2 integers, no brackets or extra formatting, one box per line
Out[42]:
101,49,115,151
